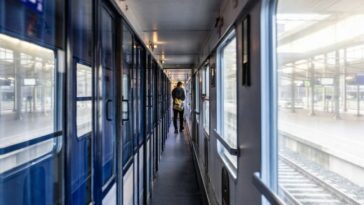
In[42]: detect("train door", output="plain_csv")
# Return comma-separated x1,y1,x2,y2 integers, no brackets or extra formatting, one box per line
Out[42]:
157,70,162,163
152,61,159,174
0,1,65,204
133,40,146,205
145,54,152,202
95,5,117,205
121,21,134,205
67,0,93,204
131,38,138,205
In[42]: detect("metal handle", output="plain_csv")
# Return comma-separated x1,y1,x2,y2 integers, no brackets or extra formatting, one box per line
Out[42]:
252,172,285,205
214,131,239,156
105,99,112,121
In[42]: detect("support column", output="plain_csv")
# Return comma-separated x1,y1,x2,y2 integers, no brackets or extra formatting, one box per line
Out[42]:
14,51,22,120
291,64,296,113
357,77,361,116
41,61,46,114
32,59,36,112
309,58,315,116
343,49,348,112
323,53,328,112
334,50,341,119
306,70,309,110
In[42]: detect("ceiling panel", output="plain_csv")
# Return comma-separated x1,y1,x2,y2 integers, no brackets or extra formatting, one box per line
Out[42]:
125,0,221,67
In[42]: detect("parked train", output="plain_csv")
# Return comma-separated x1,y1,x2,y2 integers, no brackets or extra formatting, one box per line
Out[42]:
1,0,364,205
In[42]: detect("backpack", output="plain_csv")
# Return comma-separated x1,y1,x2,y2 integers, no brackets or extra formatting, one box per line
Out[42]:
173,98,184,111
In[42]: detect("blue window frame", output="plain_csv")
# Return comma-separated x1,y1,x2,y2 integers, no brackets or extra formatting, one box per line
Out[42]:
122,22,133,165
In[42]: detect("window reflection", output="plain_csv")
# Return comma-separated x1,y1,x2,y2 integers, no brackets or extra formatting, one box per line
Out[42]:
0,33,56,173
0,34,55,146
76,63,92,137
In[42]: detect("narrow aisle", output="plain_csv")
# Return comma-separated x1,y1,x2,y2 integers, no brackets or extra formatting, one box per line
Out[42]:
150,125,203,205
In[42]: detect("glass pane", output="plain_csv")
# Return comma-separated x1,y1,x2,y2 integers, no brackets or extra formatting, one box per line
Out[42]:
122,22,133,164
206,66,210,97
203,101,209,134
196,73,200,122
0,34,55,147
219,37,237,167
77,101,92,137
202,69,206,95
276,1,364,204
77,63,92,97
76,63,92,137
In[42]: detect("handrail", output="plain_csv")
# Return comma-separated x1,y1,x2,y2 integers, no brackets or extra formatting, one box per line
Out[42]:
252,172,285,205
0,131,63,155
214,129,239,156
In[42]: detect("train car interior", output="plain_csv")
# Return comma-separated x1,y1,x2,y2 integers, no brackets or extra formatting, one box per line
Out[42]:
1,0,364,205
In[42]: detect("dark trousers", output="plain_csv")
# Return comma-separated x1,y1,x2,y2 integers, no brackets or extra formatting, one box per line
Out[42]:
173,109,184,130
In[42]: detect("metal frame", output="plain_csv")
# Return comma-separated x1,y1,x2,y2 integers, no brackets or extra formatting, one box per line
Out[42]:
216,30,240,160
214,132,240,156
252,172,285,205
258,0,281,204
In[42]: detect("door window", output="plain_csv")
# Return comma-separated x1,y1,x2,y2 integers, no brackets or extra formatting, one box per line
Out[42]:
76,63,92,137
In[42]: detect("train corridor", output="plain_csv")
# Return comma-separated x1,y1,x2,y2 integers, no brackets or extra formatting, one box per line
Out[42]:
150,125,203,205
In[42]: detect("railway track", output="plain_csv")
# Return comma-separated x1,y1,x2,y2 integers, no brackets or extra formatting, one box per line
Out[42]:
278,156,363,205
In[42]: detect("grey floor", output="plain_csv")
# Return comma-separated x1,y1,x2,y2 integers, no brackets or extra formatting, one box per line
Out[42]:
150,125,203,205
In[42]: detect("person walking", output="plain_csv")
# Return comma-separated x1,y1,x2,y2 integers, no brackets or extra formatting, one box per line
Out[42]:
172,81,185,133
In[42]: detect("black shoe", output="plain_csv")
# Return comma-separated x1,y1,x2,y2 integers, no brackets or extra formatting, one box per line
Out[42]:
180,127,184,132
174,130,178,133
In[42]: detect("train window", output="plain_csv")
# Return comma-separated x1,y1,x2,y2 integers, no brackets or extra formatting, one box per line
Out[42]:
195,72,200,123
242,16,250,86
202,65,210,134
217,31,238,168
0,34,57,172
202,67,207,96
275,0,364,204
76,63,92,137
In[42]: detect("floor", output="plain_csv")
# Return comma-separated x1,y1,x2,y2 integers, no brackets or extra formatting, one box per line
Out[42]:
150,125,203,205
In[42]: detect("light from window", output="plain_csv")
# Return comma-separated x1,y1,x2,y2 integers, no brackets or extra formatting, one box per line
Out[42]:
217,35,237,168
76,63,92,137
196,72,200,123
276,1,364,204
202,65,210,134
0,33,56,173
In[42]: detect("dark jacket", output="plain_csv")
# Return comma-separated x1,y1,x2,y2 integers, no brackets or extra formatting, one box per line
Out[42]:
172,87,185,101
